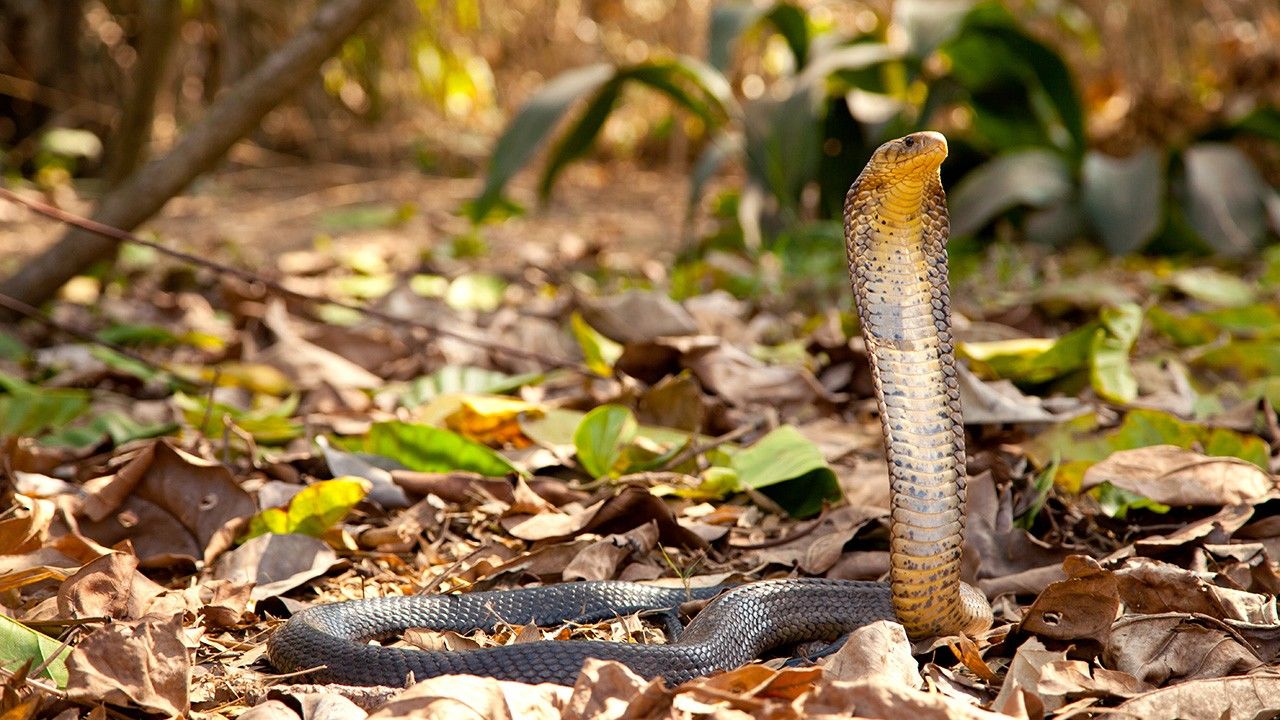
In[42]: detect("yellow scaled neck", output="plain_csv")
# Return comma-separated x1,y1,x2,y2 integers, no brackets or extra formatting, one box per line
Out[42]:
871,175,932,230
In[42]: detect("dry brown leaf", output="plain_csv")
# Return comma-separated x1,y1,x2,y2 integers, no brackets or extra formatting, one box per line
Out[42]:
563,659,671,720
637,372,705,432
1081,445,1277,506
366,673,568,720
1110,673,1280,720
258,299,382,389
820,620,920,688
74,439,255,567
957,365,1085,425
65,613,190,716
1019,555,1120,645
1114,557,1279,623
0,493,53,554
288,691,370,720
1133,504,1254,553
1034,660,1150,703
1104,613,1264,686
990,636,1066,713
238,699,303,720
193,579,254,629
578,290,698,344
804,680,1017,719
507,488,708,550
563,521,659,582
682,344,836,412
56,552,184,621
212,533,342,601
966,472,1075,583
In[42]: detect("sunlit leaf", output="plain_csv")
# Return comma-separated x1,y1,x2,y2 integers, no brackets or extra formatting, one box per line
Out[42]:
318,202,416,233
1082,148,1164,254
1169,267,1257,308
0,614,68,686
570,312,622,377
0,373,89,439
356,420,521,477
41,412,176,449
1089,303,1141,404
709,2,811,71
573,404,638,478
400,366,543,408
174,392,302,445
728,425,841,518
445,273,507,312
895,0,974,57
445,394,543,448
243,477,370,541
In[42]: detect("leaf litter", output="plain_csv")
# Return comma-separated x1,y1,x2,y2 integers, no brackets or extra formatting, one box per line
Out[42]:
3,186,1280,719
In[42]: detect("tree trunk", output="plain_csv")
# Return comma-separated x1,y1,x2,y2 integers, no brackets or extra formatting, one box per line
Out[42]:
0,0,389,319
104,0,180,186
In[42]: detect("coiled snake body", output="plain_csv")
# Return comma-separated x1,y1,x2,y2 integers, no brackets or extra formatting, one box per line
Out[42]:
267,131,992,687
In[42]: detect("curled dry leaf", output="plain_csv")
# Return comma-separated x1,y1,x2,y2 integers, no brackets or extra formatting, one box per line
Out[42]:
820,620,921,688
1081,445,1277,506
1104,613,1265,686
562,521,659,582
212,533,342,601
74,439,256,567
65,613,190,717
682,343,836,412
577,290,699,344
1111,674,1280,720
237,699,302,720
991,637,1066,714
366,672,568,720
1113,557,1279,624
507,487,708,550
258,300,382,390
804,680,1016,720
563,658,670,720
57,552,186,621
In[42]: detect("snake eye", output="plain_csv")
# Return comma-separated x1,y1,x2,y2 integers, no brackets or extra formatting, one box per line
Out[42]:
902,136,915,148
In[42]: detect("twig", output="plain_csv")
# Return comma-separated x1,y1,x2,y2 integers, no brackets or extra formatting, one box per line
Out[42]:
0,187,595,375
661,419,763,471
0,289,208,391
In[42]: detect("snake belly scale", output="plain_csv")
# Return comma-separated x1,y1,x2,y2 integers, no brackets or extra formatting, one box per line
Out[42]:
267,131,993,687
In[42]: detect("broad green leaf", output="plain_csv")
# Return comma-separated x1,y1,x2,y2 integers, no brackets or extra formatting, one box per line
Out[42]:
538,80,622,200
1197,340,1280,378
243,477,370,541
0,373,89,439
470,64,615,222
97,323,179,346
729,425,841,518
358,420,520,476
573,404,638,478
521,407,702,452
1169,267,1257,308
1183,143,1270,256
950,150,1071,237
1147,306,1219,347
0,614,68,686
1089,303,1141,404
959,329,1090,384
570,312,622,377
1082,149,1164,254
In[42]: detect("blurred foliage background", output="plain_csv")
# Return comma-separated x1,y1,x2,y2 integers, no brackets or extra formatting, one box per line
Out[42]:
2,0,1278,260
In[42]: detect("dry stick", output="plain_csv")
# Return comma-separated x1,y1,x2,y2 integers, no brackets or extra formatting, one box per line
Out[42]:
0,289,208,391
0,187,594,375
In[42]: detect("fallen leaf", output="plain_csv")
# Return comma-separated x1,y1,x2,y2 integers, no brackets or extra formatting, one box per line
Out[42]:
57,552,184,621
563,659,670,720
1081,445,1276,506
257,300,382,390
577,290,698,344
1104,613,1264,685
212,533,341,601
821,621,920,688
1019,555,1120,646
65,613,189,716
366,672,568,719
1111,675,1280,720
74,440,256,567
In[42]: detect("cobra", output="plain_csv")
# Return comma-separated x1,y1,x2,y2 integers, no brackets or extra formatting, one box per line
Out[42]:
266,131,993,686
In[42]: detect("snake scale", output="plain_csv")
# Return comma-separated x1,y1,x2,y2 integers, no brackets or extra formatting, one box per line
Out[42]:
267,131,993,687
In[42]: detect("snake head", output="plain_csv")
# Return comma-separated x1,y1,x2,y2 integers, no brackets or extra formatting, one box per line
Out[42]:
865,131,948,181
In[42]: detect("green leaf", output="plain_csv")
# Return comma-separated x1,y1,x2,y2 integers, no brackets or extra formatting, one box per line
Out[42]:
571,312,622,377
729,425,841,518
470,64,615,222
0,614,68,686
1082,148,1164,254
318,202,416,233
0,330,26,361
950,150,1071,237
400,366,543,408
358,420,521,476
538,79,622,200
173,392,302,445
1183,143,1271,256
243,477,370,541
0,372,90,439
709,2,811,71
1091,481,1171,519
97,323,179,346
41,412,176,449
573,404,638,478
895,0,974,57
1169,267,1257,308
1089,303,1141,404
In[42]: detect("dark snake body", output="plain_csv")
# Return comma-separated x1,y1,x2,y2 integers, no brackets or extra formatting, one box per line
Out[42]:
267,132,991,687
